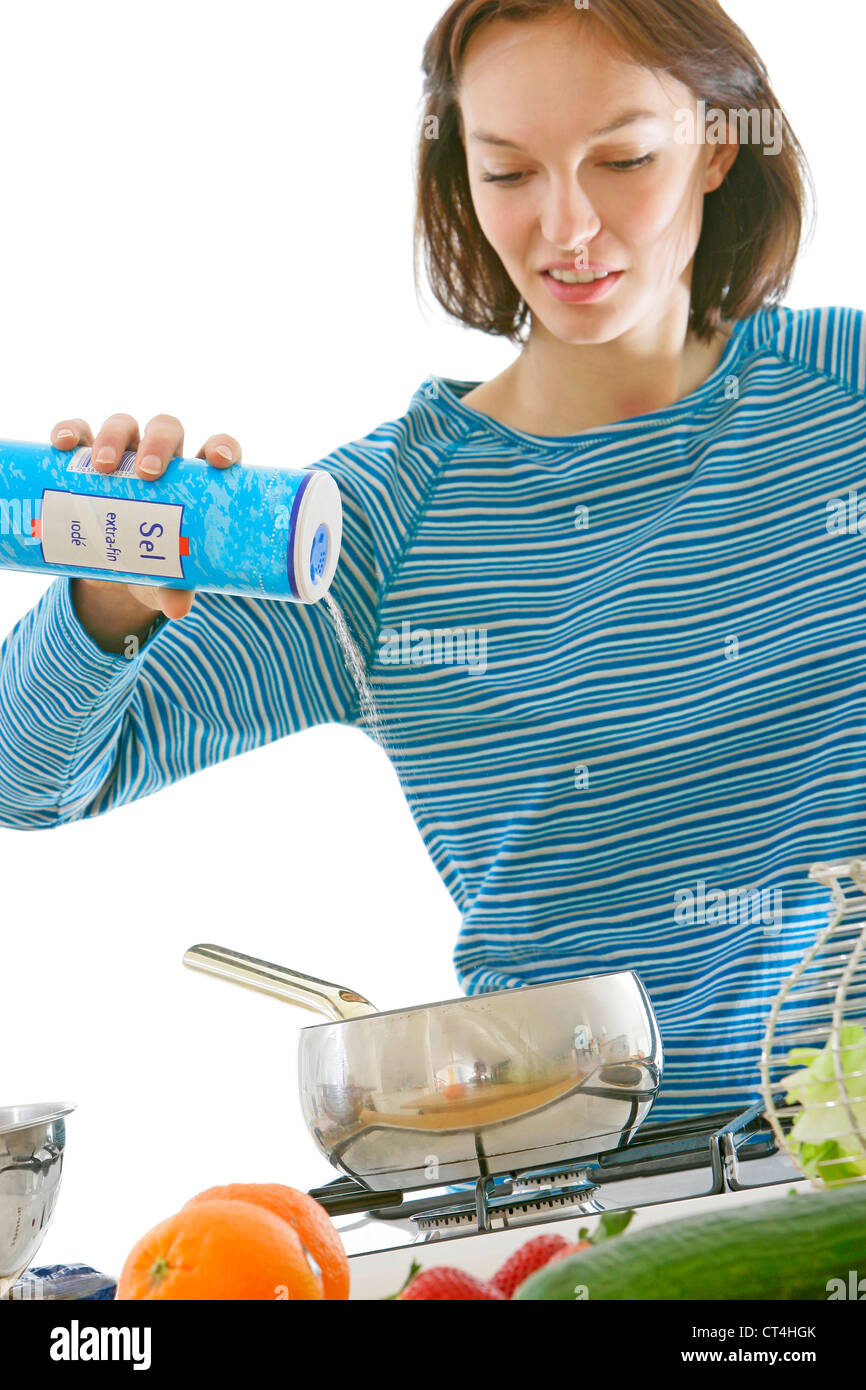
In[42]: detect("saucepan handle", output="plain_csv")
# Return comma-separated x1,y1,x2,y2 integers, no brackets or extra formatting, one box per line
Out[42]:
183,943,378,1023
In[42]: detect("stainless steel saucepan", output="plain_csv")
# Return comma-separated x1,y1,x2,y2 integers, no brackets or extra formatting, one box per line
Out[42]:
183,944,663,1192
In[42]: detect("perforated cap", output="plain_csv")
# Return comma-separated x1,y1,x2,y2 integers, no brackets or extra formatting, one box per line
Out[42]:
292,471,342,604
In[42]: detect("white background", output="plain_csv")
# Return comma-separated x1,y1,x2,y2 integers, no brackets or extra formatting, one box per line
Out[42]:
0,0,861,1283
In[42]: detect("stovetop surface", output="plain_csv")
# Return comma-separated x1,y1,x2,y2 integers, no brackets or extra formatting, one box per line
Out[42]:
309,1097,804,1255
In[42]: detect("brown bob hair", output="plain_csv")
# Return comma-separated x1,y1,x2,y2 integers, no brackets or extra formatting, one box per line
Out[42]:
415,0,814,343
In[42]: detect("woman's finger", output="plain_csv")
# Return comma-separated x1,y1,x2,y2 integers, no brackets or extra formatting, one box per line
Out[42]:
90,413,141,474
133,414,185,482
196,435,242,469
130,584,195,620
50,418,93,451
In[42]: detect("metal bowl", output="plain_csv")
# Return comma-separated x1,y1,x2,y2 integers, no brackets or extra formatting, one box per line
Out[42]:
0,1103,75,1298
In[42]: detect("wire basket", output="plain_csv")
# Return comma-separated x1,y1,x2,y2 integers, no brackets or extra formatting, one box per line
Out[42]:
760,860,866,1188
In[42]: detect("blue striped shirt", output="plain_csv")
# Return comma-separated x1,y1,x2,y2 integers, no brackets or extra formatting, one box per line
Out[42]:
2,303,865,1123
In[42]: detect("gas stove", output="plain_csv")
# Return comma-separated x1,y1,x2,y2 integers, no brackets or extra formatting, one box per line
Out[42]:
309,1096,804,1264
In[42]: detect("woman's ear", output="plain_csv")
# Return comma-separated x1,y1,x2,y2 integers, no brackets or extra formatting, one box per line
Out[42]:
704,133,741,194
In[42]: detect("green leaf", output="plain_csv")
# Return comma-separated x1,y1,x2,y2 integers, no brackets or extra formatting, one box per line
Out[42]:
381,1259,423,1300
591,1209,635,1243
785,1047,823,1067
783,1025,866,1178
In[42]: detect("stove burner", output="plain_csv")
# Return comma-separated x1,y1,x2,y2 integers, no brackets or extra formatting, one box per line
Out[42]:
414,1180,603,1236
413,1208,478,1234
309,1097,805,1255
512,1166,595,1194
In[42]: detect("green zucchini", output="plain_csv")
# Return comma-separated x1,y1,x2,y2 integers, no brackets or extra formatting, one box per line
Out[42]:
514,1185,866,1300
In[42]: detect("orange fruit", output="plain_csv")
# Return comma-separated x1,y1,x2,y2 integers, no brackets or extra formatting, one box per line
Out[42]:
117,1198,323,1301
186,1183,350,1300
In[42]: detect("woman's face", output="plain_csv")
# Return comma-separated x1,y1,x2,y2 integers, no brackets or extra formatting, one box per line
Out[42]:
459,15,738,345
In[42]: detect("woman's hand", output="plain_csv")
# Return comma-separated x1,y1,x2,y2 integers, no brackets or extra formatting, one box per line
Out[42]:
52,413,241,652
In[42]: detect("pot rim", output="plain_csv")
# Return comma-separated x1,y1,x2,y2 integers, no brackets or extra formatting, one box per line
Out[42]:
0,1103,76,1136
298,967,650,1030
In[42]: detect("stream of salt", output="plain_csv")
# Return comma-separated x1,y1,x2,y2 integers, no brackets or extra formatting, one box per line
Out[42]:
324,592,391,754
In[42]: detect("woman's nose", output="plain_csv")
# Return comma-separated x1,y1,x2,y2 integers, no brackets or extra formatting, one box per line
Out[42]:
540,177,601,255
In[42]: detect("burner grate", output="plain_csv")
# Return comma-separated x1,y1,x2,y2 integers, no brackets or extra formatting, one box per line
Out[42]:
308,1099,804,1246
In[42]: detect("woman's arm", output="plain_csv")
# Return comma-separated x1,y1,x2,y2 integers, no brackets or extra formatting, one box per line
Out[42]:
0,492,379,831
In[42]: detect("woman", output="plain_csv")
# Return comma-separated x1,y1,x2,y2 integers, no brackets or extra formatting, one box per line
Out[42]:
1,0,862,1125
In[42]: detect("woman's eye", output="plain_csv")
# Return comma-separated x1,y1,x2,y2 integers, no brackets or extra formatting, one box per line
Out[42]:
604,154,656,171
481,153,656,184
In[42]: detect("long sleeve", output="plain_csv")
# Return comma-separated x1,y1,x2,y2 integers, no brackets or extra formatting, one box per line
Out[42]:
0,487,380,831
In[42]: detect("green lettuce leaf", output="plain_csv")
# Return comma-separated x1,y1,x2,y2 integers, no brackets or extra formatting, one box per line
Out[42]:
782,1024,866,1182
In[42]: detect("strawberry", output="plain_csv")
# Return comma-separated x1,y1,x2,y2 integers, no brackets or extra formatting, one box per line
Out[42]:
490,1233,573,1298
546,1239,593,1264
399,1267,506,1300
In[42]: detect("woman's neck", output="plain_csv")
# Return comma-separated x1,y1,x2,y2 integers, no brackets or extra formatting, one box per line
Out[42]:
462,306,733,438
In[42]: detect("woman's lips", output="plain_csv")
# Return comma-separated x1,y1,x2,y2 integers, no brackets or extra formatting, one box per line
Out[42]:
541,269,625,304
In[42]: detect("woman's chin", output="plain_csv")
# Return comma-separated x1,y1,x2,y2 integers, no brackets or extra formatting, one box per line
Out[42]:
529,301,634,348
